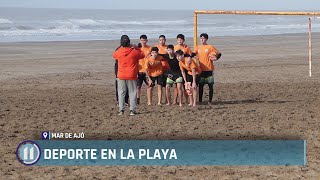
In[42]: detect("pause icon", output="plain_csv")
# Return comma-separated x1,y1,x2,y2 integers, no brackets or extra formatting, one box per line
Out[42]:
16,140,41,166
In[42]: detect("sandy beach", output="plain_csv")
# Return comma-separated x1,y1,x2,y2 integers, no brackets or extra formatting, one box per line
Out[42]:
1,33,320,179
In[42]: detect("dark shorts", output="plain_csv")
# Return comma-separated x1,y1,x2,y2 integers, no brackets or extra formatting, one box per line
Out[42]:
199,71,214,85
137,72,148,87
150,74,164,87
186,74,200,85
162,72,168,87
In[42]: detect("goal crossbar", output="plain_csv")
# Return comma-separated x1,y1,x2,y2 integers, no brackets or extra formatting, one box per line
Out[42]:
194,10,320,77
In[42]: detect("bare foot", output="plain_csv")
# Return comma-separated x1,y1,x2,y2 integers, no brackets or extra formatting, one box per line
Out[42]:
158,103,162,106
166,102,171,106
147,103,151,106
188,103,193,106
193,104,196,107
179,103,182,107
172,101,177,105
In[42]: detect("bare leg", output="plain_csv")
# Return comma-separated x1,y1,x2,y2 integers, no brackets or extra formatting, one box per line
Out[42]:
172,85,177,105
177,83,183,107
188,95,193,106
157,85,162,105
166,85,171,105
193,85,197,107
147,86,152,105
172,84,177,105
182,85,189,104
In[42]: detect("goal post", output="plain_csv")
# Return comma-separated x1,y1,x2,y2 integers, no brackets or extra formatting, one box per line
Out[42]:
194,10,320,77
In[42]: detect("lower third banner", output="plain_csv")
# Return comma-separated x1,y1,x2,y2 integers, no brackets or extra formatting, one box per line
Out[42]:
16,140,306,166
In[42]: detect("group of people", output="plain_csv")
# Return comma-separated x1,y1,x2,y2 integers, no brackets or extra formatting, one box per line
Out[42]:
113,33,221,115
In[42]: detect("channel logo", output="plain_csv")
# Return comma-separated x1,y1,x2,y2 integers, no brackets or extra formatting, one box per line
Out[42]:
16,140,41,166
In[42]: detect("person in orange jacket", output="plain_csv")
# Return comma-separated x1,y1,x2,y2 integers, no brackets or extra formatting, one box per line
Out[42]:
114,58,129,106
113,35,145,116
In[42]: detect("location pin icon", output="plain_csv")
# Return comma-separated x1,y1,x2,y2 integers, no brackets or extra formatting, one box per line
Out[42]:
43,132,47,139
42,132,49,139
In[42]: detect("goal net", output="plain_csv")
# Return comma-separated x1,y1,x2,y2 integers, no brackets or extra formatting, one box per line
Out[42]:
193,10,320,78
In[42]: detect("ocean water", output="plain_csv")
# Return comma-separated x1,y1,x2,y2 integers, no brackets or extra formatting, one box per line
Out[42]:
0,7,319,42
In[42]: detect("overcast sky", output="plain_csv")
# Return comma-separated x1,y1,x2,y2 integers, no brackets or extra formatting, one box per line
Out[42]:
1,0,320,10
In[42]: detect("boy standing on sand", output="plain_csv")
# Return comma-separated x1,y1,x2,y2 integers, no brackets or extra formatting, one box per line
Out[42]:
137,35,152,104
156,35,170,98
156,35,168,55
194,33,221,104
174,34,192,103
176,50,201,107
162,45,183,106
145,47,165,105
174,34,192,56
113,35,144,115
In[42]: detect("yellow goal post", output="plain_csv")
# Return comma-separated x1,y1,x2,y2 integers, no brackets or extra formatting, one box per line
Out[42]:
194,10,320,77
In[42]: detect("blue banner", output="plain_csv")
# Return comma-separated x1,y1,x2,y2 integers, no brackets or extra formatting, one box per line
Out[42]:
16,140,306,166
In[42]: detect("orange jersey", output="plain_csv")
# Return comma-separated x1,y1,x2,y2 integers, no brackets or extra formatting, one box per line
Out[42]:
174,44,192,55
161,60,170,71
156,44,168,54
146,56,164,77
194,44,220,71
113,47,145,80
179,58,200,75
138,46,151,72
159,55,170,71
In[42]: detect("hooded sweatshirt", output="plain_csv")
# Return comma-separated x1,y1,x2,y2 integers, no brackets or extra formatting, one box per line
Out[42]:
113,47,145,80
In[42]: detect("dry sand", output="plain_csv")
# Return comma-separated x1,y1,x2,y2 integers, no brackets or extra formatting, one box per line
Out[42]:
1,33,320,179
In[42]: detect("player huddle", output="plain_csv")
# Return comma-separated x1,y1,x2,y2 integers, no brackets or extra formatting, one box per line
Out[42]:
113,33,221,115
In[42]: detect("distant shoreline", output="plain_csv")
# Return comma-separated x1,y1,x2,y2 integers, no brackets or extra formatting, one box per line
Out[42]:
0,32,318,44
1,8,318,43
